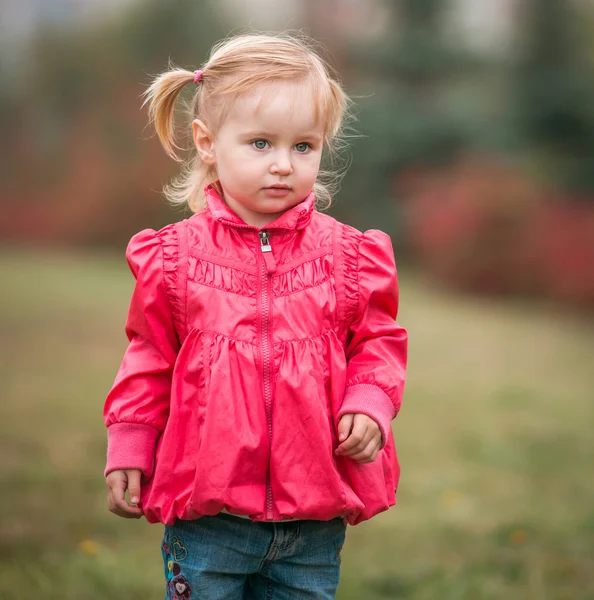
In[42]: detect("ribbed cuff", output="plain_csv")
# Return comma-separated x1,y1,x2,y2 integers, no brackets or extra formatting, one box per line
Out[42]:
337,384,396,449
105,423,160,477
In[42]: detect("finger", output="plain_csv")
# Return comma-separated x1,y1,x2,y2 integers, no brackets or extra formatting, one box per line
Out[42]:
106,471,126,489
111,494,144,518
351,437,382,464
350,443,380,464
341,415,381,455
337,414,354,443
118,505,144,518
126,470,142,505
109,475,127,504
337,436,368,456
336,418,370,455
108,478,143,519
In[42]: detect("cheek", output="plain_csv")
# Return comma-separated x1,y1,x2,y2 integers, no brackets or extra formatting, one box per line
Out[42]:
217,153,258,181
299,155,323,182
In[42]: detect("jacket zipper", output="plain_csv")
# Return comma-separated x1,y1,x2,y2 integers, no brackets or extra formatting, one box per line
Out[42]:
259,230,276,520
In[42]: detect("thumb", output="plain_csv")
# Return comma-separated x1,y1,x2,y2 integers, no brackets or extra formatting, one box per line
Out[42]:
337,413,355,442
126,469,142,504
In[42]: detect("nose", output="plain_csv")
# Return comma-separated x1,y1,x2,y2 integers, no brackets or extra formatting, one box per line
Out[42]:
270,149,293,175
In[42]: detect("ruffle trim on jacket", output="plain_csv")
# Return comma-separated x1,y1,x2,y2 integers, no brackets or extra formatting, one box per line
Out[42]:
157,224,185,339
272,253,333,297
341,224,362,327
188,256,258,297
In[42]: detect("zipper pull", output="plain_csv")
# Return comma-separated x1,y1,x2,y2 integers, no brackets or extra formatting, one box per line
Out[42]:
259,231,272,252
259,231,277,274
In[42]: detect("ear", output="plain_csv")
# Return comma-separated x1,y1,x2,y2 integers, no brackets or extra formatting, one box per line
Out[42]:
192,119,216,165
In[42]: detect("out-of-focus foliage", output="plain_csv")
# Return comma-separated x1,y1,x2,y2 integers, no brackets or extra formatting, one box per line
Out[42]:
399,156,594,309
337,0,488,233
327,0,594,309
0,0,226,246
512,0,594,192
337,0,594,237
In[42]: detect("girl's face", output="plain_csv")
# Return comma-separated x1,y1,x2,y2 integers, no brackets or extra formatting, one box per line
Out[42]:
193,80,325,228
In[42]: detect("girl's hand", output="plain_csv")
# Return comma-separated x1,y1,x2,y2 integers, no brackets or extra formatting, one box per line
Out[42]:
106,469,144,519
335,413,382,463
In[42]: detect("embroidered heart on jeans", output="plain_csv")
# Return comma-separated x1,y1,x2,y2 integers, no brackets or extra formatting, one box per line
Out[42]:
171,537,187,561
175,582,187,594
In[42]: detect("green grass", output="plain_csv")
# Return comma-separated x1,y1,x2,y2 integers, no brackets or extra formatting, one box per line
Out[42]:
1,248,593,600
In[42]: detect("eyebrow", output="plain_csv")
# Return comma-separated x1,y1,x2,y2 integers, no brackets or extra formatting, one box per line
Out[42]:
241,131,323,141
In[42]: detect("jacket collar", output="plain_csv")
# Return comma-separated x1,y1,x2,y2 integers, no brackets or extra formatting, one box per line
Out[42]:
205,183,315,231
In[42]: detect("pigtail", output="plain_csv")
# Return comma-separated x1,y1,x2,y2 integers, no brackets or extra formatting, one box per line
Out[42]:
142,67,197,161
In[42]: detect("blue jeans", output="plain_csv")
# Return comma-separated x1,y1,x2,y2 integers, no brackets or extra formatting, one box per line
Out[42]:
161,513,347,599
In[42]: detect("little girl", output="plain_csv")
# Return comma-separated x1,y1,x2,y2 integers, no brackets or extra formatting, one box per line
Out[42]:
104,33,407,599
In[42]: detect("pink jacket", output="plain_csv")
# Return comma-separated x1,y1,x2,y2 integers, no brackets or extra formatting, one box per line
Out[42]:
104,185,408,526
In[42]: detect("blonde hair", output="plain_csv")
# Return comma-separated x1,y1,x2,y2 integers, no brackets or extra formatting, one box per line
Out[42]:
142,32,352,212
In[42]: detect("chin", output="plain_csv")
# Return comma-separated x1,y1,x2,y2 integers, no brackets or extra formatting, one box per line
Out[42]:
258,199,299,213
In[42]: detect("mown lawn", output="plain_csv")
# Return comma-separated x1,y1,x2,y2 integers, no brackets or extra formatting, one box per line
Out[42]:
1,248,593,600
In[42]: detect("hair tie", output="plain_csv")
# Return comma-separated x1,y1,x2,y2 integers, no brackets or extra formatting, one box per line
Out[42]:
193,70,203,85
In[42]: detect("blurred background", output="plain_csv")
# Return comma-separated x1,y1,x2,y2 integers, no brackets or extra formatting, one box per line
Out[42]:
1,0,593,598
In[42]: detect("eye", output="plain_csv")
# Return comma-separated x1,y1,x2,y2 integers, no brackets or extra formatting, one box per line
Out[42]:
252,140,269,150
294,142,310,153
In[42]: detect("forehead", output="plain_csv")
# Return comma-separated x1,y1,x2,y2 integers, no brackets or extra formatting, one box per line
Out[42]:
224,80,323,133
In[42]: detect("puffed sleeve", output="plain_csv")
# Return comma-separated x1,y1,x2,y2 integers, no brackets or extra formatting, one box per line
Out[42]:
103,228,180,477
338,230,408,447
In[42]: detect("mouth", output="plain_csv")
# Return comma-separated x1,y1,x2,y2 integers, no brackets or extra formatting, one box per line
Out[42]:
265,184,291,190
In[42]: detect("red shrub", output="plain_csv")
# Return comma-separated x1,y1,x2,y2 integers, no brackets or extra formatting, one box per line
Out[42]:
399,155,594,310
527,203,594,307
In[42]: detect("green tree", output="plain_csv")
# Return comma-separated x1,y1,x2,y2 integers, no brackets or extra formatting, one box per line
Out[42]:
512,0,594,193
337,0,477,234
